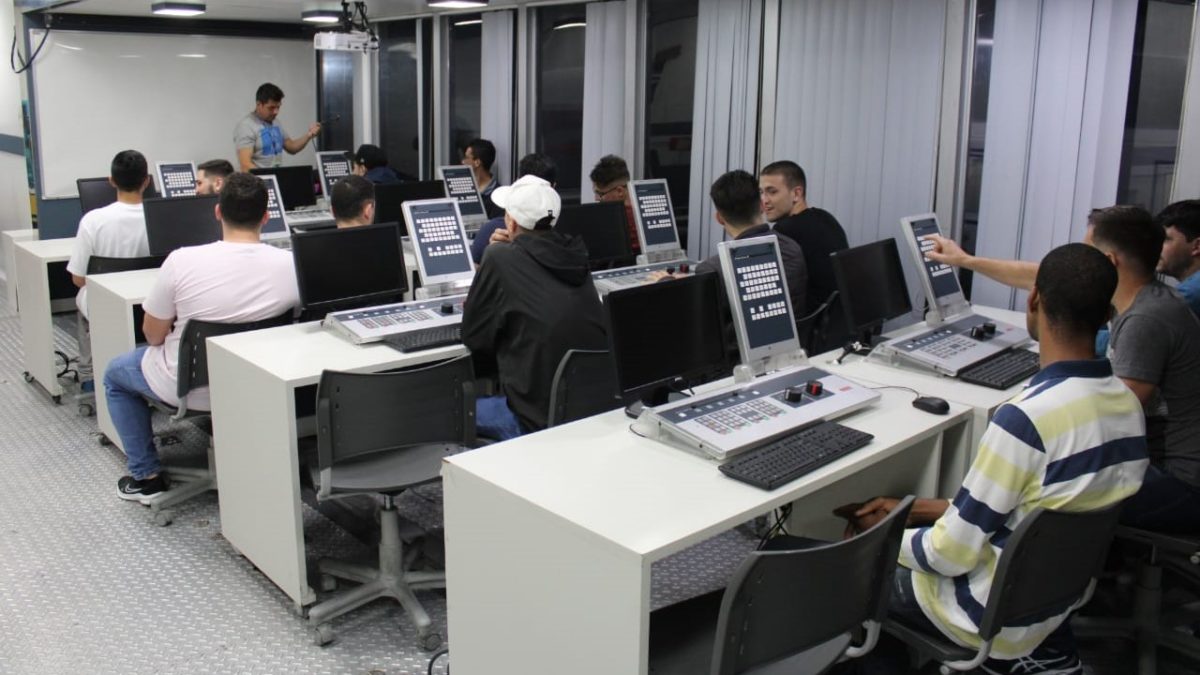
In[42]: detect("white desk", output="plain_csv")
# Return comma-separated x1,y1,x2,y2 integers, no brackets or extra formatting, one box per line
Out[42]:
2,228,36,309
14,237,76,401
207,322,467,609
87,269,157,447
442,389,972,675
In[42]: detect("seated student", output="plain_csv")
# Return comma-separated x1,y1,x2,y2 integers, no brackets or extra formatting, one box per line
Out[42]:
926,206,1200,534
462,138,500,218
651,169,808,313
330,175,375,229
1156,199,1200,317
461,175,607,440
66,150,153,387
349,144,402,185
589,154,640,256
833,243,1147,675
195,159,234,196
471,152,557,264
759,160,847,314
105,173,300,500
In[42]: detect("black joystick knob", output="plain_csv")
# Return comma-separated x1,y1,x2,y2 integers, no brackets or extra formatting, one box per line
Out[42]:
440,302,455,315
679,263,690,274
970,325,987,339
983,322,997,336
784,386,805,403
665,266,676,275
805,380,824,397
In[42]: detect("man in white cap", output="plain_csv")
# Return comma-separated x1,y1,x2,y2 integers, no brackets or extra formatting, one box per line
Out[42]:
462,175,608,440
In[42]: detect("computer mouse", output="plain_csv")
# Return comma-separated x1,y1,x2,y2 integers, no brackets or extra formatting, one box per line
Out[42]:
912,396,950,415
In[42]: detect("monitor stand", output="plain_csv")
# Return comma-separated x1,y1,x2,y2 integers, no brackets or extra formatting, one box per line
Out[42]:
732,350,810,383
637,249,687,266
624,386,690,419
415,280,472,301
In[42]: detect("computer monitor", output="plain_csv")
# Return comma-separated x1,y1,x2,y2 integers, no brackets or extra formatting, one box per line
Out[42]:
290,222,408,315
605,272,729,406
629,179,682,255
899,214,970,323
316,151,352,199
144,194,221,256
402,198,474,287
155,161,197,198
831,238,913,344
555,202,631,267
718,236,802,364
250,166,316,210
375,181,447,234
436,165,487,225
258,175,290,242
77,177,160,215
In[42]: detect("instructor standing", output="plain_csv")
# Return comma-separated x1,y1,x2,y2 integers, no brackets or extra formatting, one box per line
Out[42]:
234,83,321,170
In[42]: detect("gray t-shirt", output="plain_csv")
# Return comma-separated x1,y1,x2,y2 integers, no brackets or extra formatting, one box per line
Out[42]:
1109,281,1200,485
233,112,285,168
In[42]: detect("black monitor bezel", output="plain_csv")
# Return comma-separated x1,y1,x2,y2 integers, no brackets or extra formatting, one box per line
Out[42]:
555,202,632,267
289,221,409,315
830,237,913,343
250,166,317,210
143,194,221,257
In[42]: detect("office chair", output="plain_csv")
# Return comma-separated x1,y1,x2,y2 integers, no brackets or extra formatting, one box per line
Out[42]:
649,496,915,675
139,312,292,526
1072,526,1200,674
885,502,1124,673
546,348,620,427
307,354,476,651
796,290,838,356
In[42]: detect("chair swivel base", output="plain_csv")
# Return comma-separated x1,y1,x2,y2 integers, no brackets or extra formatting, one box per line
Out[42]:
307,503,445,650
139,447,218,527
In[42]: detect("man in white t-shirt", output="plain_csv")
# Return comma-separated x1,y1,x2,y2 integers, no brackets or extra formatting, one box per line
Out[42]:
105,173,299,501
65,150,152,385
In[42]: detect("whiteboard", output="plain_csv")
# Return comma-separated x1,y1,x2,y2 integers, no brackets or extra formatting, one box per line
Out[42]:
30,29,318,199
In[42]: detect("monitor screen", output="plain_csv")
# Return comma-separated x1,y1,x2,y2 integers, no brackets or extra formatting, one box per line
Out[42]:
375,181,447,234
144,195,221,256
250,166,316,210
605,272,728,405
438,165,487,221
630,179,680,252
77,177,160,215
722,238,799,360
155,162,197,198
404,199,474,284
259,175,289,240
903,215,962,302
316,151,352,198
831,238,913,340
290,222,408,314
555,202,631,266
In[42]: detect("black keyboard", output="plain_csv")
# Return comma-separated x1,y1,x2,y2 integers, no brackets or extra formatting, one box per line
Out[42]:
957,348,1040,390
719,421,875,490
381,325,462,353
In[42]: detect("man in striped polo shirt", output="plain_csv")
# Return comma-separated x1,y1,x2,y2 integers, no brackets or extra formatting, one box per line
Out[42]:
844,244,1148,674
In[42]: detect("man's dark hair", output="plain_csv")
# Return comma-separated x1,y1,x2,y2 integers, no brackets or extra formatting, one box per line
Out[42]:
110,150,148,192
517,153,557,185
465,138,496,171
760,160,807,196
1035,243,1118,338
589,154,630,187
1088,205,1162,277
219,173,269,229
256,82,284,104
710,170,762,227
1156,199,1200,241
351,144,388,170
330,176,375,221
197,159,234,178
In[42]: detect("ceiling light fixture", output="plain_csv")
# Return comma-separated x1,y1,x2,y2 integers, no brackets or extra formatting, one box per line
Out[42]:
150,1,206,17
553,20,586,30
427,0,489,9
454,19,482,27
301,8,342,24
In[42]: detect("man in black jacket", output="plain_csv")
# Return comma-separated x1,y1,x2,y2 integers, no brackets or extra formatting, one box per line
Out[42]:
462,175,608,440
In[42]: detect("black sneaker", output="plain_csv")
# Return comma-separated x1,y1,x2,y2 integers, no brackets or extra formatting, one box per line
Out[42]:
982,653,1083,675
117,473,170,502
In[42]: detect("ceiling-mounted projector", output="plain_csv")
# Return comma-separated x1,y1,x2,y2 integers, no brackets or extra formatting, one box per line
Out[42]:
314,30,377,52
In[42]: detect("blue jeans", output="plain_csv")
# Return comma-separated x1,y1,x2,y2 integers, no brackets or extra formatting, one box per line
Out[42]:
104,346,164,480
1120,464,1200,534
476,395,523,441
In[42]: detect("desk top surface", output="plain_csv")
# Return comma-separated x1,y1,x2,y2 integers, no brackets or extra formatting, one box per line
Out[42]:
86,268,157,302
443,385,968,559
1,228,36,241
14,236,75,260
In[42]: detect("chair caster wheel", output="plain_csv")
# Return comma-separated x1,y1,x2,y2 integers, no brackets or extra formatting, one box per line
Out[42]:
419,632,443,651
51,395,61,405
97,435,113,446
78,403,94,417
320,574,338,592
314,623,336,646
153,510,175,527
22,371,33,383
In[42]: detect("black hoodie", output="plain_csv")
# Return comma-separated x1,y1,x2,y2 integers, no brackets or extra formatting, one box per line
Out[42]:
462,230,608,432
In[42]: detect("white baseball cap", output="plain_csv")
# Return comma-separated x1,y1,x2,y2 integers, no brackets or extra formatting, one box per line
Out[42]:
491,175,562,230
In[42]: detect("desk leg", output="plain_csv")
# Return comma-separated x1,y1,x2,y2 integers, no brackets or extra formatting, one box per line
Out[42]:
209,344,313,610
90,292,136,449
444,467,649,675
15,246,62,399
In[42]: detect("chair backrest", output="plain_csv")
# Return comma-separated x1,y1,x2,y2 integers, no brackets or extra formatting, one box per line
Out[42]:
546,349,621,427
979,502,1123,640
175,312,294,398
711,496,915,675
316,354,477,473
85,255,166,275
796,290,838,355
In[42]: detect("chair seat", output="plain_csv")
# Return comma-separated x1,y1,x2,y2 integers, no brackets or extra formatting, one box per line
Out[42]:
883,615,976,664
319,443,460,496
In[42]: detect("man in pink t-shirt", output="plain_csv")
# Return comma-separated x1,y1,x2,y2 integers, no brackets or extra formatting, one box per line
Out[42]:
105,173,299,502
